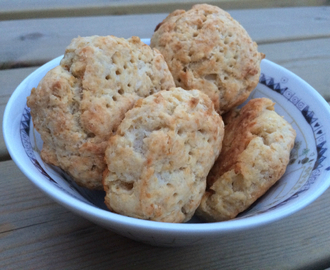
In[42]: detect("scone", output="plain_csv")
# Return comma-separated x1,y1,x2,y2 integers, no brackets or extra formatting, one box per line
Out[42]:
27,35,175,189
103,87,224,222
150,4,265,114
196,98,296,222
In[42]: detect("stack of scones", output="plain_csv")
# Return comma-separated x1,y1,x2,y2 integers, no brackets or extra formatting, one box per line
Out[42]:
27,4,296,223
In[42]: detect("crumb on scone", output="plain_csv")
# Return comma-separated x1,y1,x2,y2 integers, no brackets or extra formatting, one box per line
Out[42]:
150,4,265,114
27,35,175,189
103,87,224,222
196,98,296,222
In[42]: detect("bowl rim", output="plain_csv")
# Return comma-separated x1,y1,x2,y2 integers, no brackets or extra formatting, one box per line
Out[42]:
3,52,330,236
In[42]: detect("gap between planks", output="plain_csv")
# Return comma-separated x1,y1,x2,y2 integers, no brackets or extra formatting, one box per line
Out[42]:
0,0,329,21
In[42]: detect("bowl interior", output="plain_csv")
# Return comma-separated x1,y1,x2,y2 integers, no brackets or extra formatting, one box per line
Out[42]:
3,41,330,242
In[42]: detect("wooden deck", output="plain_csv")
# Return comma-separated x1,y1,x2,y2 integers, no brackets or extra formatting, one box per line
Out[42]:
1,3,330,269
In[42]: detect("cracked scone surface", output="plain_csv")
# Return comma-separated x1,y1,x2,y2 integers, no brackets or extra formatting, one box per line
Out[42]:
196,98,296,222
27,35,175,189
150,4,264,114
103,88,224,222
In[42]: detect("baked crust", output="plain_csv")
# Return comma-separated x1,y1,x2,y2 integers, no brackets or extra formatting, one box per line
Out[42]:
150,4,265,114
196,98,296,221
103,87,224,222
27,35,175,189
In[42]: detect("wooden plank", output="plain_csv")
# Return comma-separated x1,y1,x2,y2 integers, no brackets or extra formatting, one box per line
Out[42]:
1,7,329,69
1,159,330,269
0,0,328,21
0,13,163,69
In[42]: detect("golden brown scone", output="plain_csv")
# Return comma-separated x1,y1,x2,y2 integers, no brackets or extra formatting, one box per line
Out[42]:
196,98,296,222
150,4,265,114
27,35,175,189
103,87,224,222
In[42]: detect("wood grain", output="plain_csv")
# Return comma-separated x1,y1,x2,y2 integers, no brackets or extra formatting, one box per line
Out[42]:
1,7,330,69
2,5,330,269
0,0,328,20
1,160,330,269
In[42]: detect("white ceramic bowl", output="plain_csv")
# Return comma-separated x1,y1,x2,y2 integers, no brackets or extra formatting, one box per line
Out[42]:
4,39,330,247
